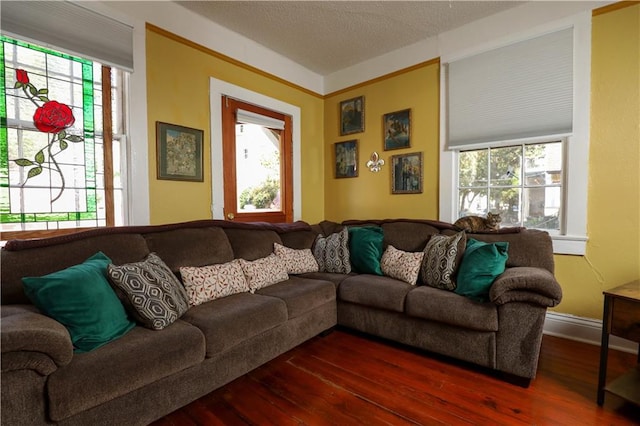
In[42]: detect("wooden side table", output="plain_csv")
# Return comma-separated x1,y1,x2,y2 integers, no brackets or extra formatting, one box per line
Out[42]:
597,280,640,406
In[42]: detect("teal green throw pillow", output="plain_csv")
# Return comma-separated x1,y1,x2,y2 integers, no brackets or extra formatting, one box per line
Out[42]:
348,226,384,275
455,239,509,302
22,252,135,353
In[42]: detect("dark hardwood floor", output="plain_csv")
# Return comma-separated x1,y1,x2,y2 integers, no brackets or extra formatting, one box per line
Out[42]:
153,330,640,425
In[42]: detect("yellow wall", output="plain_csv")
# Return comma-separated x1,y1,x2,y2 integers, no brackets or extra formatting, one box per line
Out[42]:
145,4,639,320
145,25,325,225
553,3,640,319
323,61,441,221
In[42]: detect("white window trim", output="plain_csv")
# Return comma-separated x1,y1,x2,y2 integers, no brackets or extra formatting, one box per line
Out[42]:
209,77,301,221
439,12,591,255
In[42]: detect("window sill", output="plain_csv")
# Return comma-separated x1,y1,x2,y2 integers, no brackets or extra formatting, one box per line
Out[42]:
551,235,588,256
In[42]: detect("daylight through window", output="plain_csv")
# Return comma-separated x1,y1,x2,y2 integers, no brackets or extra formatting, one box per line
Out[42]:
457,141,563,232
0,36,126,238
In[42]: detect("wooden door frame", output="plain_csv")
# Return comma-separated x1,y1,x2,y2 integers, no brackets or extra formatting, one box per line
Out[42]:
222,97,293,223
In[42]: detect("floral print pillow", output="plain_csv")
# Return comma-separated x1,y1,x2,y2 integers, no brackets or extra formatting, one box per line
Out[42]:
238,254,289,293
273,243,319,274
180,259,249,307
380,245,425,285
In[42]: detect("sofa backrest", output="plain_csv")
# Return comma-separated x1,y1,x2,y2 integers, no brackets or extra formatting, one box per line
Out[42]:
1,220,315,306
2,233,150,305
144,227,234,273
1,217,554,306
458,229,555,273
340,219,555,274
380,221,448,252
223,228,282,261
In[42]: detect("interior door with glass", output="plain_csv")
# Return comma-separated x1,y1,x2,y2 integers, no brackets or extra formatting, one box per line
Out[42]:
222,97,293,223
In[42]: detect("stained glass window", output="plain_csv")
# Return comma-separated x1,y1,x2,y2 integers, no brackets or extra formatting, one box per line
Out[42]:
0,35,124,235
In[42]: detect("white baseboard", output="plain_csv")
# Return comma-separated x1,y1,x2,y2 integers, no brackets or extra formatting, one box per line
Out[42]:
543,312,638,354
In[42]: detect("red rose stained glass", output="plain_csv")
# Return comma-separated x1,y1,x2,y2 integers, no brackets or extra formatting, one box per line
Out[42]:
11,69,84,202
33,101,76,133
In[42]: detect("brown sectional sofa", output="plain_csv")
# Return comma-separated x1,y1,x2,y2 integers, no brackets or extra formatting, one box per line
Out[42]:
1,218,562,425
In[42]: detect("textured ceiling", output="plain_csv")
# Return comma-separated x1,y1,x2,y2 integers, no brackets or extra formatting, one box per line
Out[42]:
175,1,523,75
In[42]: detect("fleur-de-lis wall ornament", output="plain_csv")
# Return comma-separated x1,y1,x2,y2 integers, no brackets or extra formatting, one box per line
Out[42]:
366,151,384,172
12,69,83,203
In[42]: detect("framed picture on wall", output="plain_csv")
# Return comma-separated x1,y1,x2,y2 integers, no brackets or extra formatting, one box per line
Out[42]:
383,108,411,151
339,96,365,135
334,140,359,178
156,121,204,182
391,152,423,194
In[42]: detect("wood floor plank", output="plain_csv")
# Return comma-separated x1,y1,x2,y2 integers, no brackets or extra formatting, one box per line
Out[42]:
293,335,551,425
152,331,640,425
249,356,416,426
287,349,472,425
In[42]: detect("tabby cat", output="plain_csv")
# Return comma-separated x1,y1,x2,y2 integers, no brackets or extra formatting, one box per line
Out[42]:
453,212,502,232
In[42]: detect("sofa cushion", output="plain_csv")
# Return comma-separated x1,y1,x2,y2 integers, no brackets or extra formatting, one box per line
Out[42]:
46,320,205,421
2,233,150,305
405,286,499,331
313,228,351,273
239,254,289,292
380,221,441,252
278,229,317,249
107,253,190,330
380,245,424,285
143,227,234,272
456,239,509,302
338,274,413,312
257,276,336,319
421,231,466,290
22,252,135,353
180,260,249,307
298,271,353,288
273,243,319,274
181,292,287,356
348,226,384,275
224,228,283,261
468,229,553,273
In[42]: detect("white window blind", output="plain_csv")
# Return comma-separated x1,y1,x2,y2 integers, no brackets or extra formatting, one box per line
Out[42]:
447,28,573,149
236,109,285,130
1,1,133,71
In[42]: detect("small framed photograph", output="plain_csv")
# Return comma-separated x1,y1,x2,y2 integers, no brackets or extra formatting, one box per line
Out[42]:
391,152,423,194
156,122,204,182
334,140,359,178
383,108,411,151
340,96,364,135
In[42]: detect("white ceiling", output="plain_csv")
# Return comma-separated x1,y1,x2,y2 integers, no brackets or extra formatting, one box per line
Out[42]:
174,1,524,75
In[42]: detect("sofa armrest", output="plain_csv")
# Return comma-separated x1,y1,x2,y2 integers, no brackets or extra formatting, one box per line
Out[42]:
489,267,562,307
1,305,73,374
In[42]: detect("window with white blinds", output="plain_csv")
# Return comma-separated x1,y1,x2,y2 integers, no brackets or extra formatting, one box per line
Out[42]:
447,28,573,149
1,1,133,71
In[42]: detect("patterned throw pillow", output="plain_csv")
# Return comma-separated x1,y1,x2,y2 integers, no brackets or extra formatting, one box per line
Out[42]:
421,231,466,291
238,254,289,293
313,227,351,274
380,245,425,285
107,253,190,330
180,259,249,307
273,243,319,274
